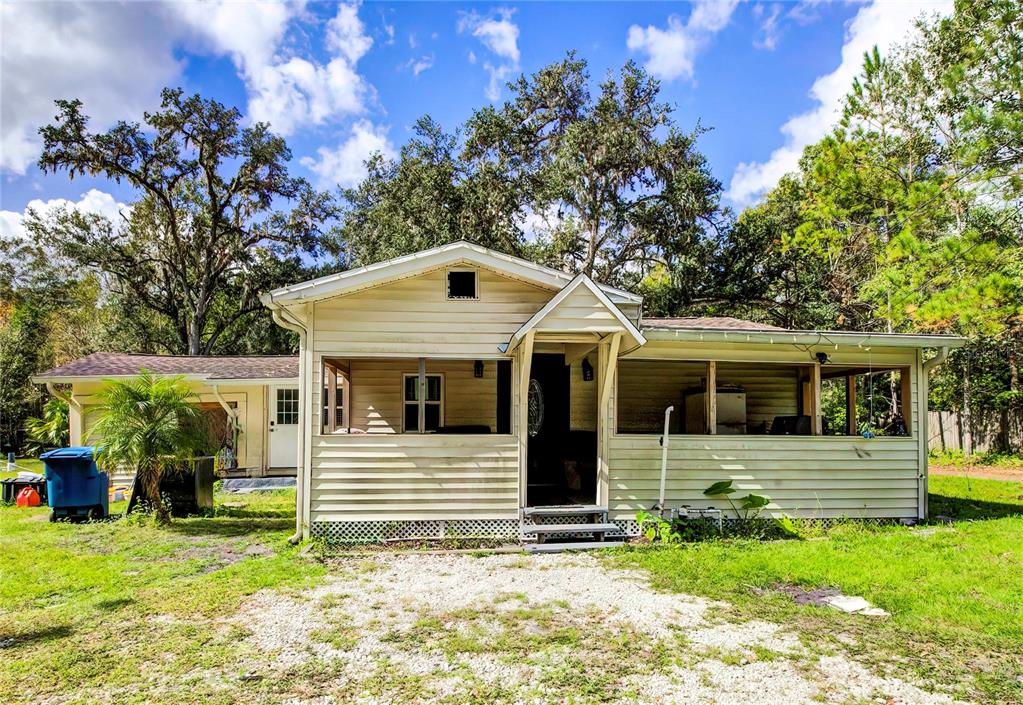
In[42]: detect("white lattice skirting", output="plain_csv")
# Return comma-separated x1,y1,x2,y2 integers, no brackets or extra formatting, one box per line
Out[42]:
312,518,521,543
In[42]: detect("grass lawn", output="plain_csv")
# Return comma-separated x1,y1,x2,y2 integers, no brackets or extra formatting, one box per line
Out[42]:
0,489,324,704
610,474,1023,704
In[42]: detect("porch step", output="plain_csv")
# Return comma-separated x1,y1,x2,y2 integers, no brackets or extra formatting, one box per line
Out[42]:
522,504,607,518
524,539,626,554
523,522,620,536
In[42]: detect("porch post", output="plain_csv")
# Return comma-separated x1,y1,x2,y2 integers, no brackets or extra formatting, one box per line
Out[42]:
705,361,717,434
597,332,622,507
900,368,913,432
417,357,426,434
810,361,822,435
846,375,857,436
517,330,535,508
326,366,337,433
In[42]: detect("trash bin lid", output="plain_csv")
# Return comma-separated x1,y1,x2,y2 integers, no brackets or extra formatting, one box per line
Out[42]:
40,446,96,460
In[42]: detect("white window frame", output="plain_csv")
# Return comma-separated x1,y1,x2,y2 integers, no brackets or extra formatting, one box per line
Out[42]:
321,363,349,434
446,267,480,300
401,372,444,433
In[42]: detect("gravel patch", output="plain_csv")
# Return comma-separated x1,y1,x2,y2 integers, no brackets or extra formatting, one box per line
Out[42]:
230,552,969,704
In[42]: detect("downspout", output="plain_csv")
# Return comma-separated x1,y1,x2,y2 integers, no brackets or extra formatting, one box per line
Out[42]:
46,383,81,446
270,303,308,544
211,384,241,468
46,382,81,413
922,346,950,374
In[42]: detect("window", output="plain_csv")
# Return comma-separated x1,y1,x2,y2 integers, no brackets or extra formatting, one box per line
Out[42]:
403,374,443,432
275,388,299,425
447,269,478,299
321,361,347,433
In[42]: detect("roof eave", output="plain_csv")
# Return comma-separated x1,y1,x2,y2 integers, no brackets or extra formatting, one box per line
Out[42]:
641,327,968,349
263,241,642,306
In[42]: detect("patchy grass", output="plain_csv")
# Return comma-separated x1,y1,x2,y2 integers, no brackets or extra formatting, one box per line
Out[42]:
609,476,1023,704
929,449,1023,468
0,457,44,480
0,489,325,704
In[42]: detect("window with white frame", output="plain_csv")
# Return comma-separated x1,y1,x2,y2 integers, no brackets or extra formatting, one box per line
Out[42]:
403,374,443,432
275,388,299,425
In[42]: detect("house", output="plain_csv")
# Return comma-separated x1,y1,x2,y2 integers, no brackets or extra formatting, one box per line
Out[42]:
257,241,964,543
35,241,964,543
33,354,299,476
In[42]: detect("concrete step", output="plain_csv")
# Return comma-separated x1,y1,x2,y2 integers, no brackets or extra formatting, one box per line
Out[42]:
524,539,626,554
522,504,607,518
522,522,620,536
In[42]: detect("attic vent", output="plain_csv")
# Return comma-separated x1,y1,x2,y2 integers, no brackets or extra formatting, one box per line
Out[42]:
447,269,478,299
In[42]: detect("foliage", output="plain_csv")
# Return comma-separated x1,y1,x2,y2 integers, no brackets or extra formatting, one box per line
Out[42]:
33,88,338,355
87,371,208,523
635,510,681,543
703,480,771,521
23,398,69,456
464,54,723,288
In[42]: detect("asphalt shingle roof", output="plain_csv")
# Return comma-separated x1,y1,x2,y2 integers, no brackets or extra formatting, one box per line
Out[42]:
35,352,298,381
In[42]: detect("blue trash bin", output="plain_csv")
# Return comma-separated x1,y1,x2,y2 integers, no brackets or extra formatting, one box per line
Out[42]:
40,447,109,522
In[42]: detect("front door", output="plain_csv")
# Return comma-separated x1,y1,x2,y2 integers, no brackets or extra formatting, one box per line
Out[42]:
526,353,571,505
269,386,299,468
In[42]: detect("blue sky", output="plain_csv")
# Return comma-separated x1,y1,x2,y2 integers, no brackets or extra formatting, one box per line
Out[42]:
0,1,951,236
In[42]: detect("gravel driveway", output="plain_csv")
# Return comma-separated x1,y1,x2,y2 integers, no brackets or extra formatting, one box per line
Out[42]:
234,552,966,705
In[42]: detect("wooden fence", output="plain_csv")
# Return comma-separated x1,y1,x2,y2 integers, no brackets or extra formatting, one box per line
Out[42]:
928,410,1023,454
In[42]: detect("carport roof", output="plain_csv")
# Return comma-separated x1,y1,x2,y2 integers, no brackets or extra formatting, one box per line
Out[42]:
33,352,299,383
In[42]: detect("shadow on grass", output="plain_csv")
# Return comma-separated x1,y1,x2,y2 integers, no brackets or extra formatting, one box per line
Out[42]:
163,517,294,538
928,493,1023,521
93,597,135,612
0,624,74,649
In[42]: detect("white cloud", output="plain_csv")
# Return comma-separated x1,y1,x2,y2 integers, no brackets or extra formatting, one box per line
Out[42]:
753,3,784,51
300,120,396,188
458,8,520,100
0,2,182,174
627,0,739,82
726,0,953,208
404,55,435,77
0,189,129,241
170,1,374,136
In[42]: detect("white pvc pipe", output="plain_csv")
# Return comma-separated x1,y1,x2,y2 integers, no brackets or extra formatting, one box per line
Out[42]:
658,405,673,511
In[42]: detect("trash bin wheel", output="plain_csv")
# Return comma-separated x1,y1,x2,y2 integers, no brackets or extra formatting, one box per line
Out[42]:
88,505,103,521
49,509,57,523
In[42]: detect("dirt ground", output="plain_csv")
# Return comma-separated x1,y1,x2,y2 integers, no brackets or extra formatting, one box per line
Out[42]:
929,464,1023,482
229,552,969,705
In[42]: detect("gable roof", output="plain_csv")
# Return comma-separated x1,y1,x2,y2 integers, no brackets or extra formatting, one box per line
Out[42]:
507,273,646,352
261,241,642,307
33,353,298,384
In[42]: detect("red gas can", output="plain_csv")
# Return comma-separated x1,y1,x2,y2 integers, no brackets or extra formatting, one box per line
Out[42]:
15,486,41,508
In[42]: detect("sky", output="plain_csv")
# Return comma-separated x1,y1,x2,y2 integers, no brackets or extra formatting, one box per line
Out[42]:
0,0,953,241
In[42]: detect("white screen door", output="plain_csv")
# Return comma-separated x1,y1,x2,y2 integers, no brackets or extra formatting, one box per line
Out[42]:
269,386,299,468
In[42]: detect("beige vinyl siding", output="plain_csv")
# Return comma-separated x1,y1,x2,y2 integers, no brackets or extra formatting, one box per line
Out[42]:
569,354,597,431
617,360,703,434
309,434,519,521
608,436,921,520
312,265,554,358
343,359,500,433
535,285,620,333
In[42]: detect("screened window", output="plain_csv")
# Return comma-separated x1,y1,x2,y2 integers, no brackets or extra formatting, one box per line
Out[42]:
403,374,443,432
447,269,478,299
276,388,299,425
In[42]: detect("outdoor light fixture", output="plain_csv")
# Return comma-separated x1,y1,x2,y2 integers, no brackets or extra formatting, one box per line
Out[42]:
815,352,830,365
474,360,484,378
581,358,594,381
